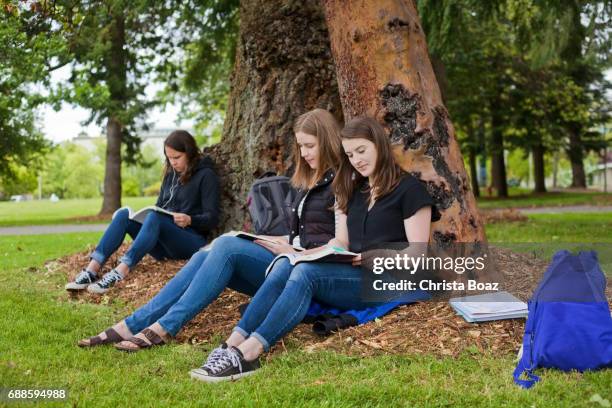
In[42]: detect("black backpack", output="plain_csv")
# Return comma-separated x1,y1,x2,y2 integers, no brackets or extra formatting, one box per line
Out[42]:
246,172,296,236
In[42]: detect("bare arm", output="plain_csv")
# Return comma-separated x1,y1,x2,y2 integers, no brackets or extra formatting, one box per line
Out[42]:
326,207,349,250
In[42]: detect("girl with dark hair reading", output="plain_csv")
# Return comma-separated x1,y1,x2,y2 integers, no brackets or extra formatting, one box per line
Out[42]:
65,130,220,294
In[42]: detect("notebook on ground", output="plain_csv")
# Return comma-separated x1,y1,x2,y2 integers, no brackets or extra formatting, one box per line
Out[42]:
449,291,528,323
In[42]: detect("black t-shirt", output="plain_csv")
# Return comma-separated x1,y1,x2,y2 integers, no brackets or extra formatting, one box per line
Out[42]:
346,175,439,253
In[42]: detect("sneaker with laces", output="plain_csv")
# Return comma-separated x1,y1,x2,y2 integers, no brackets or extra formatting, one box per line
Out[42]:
189,343,228,378
190,346,260,382
87,269,123,294
65,269,99,291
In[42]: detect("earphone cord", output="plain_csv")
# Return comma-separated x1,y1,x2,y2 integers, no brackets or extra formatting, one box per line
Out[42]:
161,171,177,210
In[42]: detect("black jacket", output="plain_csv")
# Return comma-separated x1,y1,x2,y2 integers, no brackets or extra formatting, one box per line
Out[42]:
156,156,220,235
289,169,336,249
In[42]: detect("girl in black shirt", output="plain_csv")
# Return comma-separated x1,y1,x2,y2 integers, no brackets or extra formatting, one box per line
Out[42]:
193,116,438,382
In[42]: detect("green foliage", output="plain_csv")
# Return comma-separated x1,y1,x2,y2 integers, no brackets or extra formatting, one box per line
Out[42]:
35,140,162,199
418,0,611,190
160,0,239,142
41,142,103,199
0,161,39,197
121,144,163,196
0,4,62,177
39,0,239,162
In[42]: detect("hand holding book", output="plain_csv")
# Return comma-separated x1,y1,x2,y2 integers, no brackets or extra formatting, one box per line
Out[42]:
254,238,297,256
172,213,191,228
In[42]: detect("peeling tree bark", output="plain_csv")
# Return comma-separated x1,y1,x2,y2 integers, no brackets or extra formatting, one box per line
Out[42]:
207,0,342,232
323,0,485,244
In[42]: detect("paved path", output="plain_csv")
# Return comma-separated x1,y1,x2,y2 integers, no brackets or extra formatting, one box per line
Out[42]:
0,224,108,236
1,205,610,235
518,205,612,214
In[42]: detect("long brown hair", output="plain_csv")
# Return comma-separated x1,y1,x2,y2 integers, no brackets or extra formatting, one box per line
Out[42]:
334,117,403,212
291,109,343,190
163,130,203,184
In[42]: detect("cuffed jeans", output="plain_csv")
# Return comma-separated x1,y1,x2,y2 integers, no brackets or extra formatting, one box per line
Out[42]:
234,259,388,351
90,208,206,269
124,236,275,336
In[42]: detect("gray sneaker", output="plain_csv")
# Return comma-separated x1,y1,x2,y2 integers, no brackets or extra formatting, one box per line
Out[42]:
190,346,260,382
65,269,99,291
87,269,123,294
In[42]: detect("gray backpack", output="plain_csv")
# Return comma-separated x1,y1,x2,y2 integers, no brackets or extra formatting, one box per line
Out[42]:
246,173,296,236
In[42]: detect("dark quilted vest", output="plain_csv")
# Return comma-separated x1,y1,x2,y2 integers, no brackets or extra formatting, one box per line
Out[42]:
288,169,335,249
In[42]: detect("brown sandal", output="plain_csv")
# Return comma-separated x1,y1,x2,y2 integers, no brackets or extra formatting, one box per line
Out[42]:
78,328,124,347
114,328,169,352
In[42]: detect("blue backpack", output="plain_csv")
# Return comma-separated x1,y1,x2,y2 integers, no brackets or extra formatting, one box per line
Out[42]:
513,250,612,388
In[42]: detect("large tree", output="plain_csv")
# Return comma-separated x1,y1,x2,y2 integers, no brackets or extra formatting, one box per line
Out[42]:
323,0,485,244
207,0,342,231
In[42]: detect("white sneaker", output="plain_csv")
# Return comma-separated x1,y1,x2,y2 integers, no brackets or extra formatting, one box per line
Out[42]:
87,269,123,294
65,269,99,291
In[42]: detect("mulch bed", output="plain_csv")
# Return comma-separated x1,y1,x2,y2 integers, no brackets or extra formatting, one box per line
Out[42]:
52,244,611,359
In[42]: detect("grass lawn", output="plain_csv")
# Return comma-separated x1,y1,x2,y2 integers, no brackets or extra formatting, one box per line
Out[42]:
477,191,612,209
0,197,156,227
485,212,612,243
486,213,612,275
0,191,610,228
1,227,611,406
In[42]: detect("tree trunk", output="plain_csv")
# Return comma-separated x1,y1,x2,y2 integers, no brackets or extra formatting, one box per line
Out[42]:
532,143,546,193
552,149,559,188
430,54,448,106
469,147,479,198
567,128,587,188
466,120,479,198
561,2,587,189
207,0,342,232
100,12,127,214
489,94,508,197
323,0,485,244
100,117,123,213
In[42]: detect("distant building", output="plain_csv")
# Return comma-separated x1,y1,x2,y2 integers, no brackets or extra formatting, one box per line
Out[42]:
589,162,612,192
72,128,194,158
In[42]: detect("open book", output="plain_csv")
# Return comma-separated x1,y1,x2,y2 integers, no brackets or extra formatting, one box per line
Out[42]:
203,231,303,252
224,231,285,245
265,246,358,276
113,206,174,224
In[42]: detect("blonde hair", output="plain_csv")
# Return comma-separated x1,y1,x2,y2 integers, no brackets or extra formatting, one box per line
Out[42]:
291,109,343,190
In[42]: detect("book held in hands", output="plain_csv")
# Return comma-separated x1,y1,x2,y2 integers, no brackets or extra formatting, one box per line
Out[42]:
113,206,174,224
265,246,358,277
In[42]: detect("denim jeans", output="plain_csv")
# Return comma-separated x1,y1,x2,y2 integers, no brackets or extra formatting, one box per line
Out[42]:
90,208,206,269
234,258,388,351
124,236,275,336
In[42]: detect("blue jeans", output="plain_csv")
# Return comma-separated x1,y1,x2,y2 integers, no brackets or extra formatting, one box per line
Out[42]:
234,259,388,351
90,208,206,269
124,236,275,336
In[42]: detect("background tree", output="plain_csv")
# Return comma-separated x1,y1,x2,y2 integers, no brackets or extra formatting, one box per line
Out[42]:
419,0,611,195
27,0,238,213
